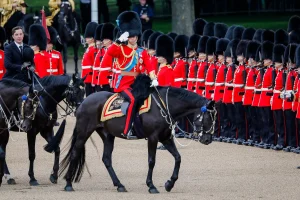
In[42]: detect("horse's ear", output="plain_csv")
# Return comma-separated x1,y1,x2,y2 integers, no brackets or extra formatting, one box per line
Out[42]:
206,100,215,109
72,73,76,81
82,74,87,82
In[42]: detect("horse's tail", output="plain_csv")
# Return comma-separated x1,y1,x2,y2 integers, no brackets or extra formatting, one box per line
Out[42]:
59,126,86,183
44,119,66,153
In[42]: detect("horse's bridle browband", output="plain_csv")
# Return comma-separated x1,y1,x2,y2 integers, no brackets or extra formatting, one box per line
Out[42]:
194,106,217,136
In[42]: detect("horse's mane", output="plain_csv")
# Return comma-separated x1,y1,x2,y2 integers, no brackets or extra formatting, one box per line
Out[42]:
0,78,30,88
39,75,71,88
163,86,206,105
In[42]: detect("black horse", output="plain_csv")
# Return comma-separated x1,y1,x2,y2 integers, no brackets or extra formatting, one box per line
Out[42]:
0,79,40,187
3,74,85,186
53,1,82,75
57,75,216,193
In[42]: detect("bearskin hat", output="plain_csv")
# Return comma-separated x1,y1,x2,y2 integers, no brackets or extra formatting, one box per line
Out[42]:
203,22,215,36
214,23,228,38
156,35,174,65
174,35,189,56
193,18,208,35
246,41,260,60
284,44,297,64
167,32,178,41
85,22,98,38
23,46,34,63
28,24,47,50
253,29,264,43
236,40,249,57
261,41,274,60
0,26,6,43
206,36,218,55
242,28,256,40
141,29,154,48
224,25,236,40
216,38,230,55
47,26,58,45
288,15,300,33
261,29,274,43
148,32,162,50
197,36,209,54
225,39,240,58
100,23,115,41
187,34,201,52
113,26,121,41
273,44,286,63
233,26,245,40
275,29,288,45
296,45,300,67
289,30,300,44
116,11,142,37
94,24,103,41
255,45,262,62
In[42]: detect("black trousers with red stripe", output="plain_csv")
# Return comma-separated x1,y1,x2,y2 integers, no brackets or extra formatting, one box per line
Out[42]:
245,105,256,141
273,109,285,146
284,110,297,147
252,107,262,142
234,102,247,140
259,107,275,145
218,103,227,138
85,83,95,97
224,103,236,139
121,89,137,135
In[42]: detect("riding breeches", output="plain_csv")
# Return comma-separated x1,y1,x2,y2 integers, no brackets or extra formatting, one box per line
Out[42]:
121,89,136,135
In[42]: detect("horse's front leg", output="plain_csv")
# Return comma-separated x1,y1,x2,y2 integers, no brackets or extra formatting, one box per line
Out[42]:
3,160,16,185
27,130,39,186
146,138,159,194
161,137,181,192
0,146,5,187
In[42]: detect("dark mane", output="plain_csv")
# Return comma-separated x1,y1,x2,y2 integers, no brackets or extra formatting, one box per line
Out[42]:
39,75,71,88
0,78,30,88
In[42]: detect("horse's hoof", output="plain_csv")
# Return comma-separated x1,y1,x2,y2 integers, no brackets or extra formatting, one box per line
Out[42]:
117,186,127,192
29,180,39,186
148,187,159,194
65,186,75,192
297,166,300,169
50,174,58,184
7,178,16,185
165,180,174,192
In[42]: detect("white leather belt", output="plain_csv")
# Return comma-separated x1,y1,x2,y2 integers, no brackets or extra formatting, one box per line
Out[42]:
93,67,100,70
261,88,272,91
46,69,58,72
0,70,3,73
99,67,111,71
254,88,261,92
245,86,255,90
187,78,196,81
215,83,225,86
234,84,244,87
82,65,92,69
273,90,281,94
174,78,184,82
205,82,214,86
197,78,205,82
225,83,234,87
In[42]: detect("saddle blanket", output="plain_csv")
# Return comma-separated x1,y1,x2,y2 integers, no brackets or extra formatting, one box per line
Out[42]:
100,93,151,122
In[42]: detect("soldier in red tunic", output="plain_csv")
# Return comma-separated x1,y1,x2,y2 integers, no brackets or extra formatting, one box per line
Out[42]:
214,38,229,141
82,22,98,96
222,39,239,143
293,46,300,153
282,44,298,152
0,27,6,79
147,32,162,74
98,23,115,92
243,41,261,146
195,36,209,96
271,44,286,150
156,34,174,86
257,41,275,149
92,24,104,91
173,35,189,88
107,11,157,139
186,34,200,91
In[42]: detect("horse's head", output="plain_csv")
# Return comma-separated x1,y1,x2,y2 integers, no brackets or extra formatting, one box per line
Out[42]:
60,1,72,16
193,101,217,145
65,74,85,109
18,92,40,132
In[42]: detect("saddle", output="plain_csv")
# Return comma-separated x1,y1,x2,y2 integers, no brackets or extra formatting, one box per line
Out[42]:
100,93,151,138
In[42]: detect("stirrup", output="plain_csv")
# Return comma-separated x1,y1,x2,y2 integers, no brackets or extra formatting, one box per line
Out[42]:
122,130,138,140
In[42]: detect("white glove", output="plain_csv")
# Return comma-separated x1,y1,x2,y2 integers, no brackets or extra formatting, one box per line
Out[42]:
118,32,129,42
150,79,159,87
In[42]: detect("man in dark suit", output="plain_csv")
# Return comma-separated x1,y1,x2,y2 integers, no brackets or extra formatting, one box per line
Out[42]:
4,26,33,83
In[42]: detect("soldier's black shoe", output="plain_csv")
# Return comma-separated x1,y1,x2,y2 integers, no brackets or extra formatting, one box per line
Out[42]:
255,142,264,148
236,139,245,145
225,138,234,143
272,145,284,151
293,148,300,154
283,146,293,152
263,144,271,149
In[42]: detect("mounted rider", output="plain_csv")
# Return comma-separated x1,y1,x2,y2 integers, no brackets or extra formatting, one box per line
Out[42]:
106,11,157,139
46,0,75,27
0,0,27,27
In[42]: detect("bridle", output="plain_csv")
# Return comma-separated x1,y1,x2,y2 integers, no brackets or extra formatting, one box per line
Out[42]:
193,106,217,137
19,93,39,121
60,2,78,38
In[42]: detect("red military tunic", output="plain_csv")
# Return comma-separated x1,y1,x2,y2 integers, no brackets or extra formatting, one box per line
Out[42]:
195,60,207,96
205,63,217,100
223,65,235,104
187,59,198,91
252,68,263,107
107,43,153,93
157,65,174,86
292,76,299,112
243,67,257,105
92,48,105,85
34,51,51,78
258,66,274,107
173,58,188,88
82,44,97,84
213,63,226,102
98,47,113,86
45,50,64,76
296,78,300,119
232,64,246,103
149,55,158,74
0,50,5,79
283,69,297,110
271,68,284,110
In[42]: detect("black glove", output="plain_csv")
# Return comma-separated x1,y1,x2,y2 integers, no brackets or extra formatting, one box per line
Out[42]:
21,62,31,71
